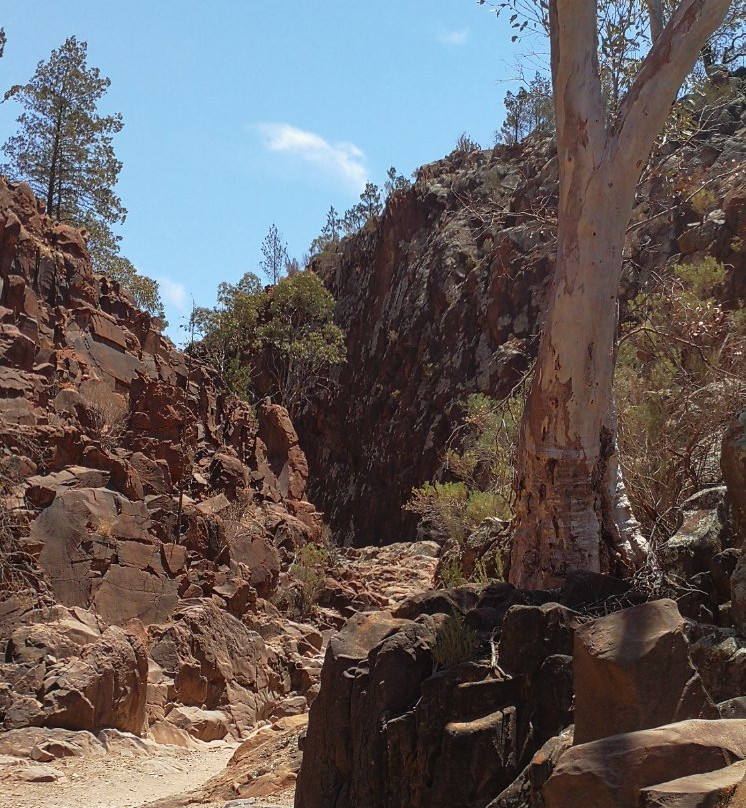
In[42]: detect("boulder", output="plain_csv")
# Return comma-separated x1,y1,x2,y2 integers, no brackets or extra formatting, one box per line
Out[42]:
657,505,724,581
732,553,746,636
148,600,288,733
709,548,741,603
573,599,717,744
165,705,230,741
638,760,746,807
295,610,420,808
688,624,746,703
0,727,105,759
488,727,574,808
257,402,308,501
498,602,574,679
543,719,746,808
41,626,148,734
31,487,179,625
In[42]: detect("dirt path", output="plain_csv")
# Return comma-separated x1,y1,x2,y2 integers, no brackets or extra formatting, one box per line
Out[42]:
0,741,238,808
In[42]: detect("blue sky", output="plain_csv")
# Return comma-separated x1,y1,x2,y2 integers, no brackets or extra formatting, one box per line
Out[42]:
0,2,522,340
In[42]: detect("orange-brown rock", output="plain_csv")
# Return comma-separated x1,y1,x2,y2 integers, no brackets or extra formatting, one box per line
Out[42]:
543,719,746,808
573,599,717,745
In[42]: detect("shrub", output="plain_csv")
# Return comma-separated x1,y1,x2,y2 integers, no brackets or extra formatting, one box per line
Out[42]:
0,446,49,600
454,132,481,154
194,270,345,416
437,555,468,588
616,256,746,542
431,613,480,669
406,392,522,544
80,382,128,449
291,543,329,617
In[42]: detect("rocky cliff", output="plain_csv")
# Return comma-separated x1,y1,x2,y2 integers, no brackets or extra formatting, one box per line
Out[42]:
300,86,746,547
0,176,327,742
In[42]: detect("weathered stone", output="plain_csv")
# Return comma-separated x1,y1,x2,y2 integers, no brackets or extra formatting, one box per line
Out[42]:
487,727,574,808
732,553,746,636
498,602,574,680
544,720,746,808
165,705,230,741
149,600,287,733
718,696,746,719
573,599,717,745
722,410,746,545
0,727,105,759
658,508,724,581
639,760,746,807
688,625,746,703
296,611,418,808
41,626,148,734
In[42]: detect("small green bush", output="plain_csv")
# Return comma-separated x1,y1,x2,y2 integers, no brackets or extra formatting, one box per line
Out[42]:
431,613,480,669
616,256,746,540
406,392,522,545
291,543,329,617
437,556,468,588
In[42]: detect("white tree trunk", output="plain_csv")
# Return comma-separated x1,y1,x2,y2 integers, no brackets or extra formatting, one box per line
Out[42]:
509,0,732,589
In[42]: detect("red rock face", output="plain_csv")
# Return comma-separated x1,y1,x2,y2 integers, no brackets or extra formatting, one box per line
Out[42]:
0,178,324,738
297,113,746,548
0,178,321,613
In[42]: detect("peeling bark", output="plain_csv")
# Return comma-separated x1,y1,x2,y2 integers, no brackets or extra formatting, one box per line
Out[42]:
509,0,732,589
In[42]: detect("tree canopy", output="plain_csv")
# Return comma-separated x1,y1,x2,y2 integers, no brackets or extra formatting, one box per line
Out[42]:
193,270,345,415
2,36,124,228
1,35,165,325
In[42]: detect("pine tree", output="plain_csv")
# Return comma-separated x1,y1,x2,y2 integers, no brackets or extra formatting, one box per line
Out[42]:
384,166,411,197
496,73,554,145
259,223,289,285
309,206,341,256
1,36,125,235
1,36,168,325
341,182,383,235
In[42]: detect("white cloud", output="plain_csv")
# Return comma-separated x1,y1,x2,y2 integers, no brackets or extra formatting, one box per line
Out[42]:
157,276,189,313
255,122,367,193
437,26,469,46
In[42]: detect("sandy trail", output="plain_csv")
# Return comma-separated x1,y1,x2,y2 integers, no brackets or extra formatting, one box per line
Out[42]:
0,741,238,808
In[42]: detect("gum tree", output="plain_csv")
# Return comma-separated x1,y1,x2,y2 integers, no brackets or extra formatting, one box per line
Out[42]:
507,0,733,587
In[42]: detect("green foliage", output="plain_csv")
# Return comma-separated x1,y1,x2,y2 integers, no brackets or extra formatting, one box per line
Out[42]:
2,36,125,251
195,269,345,414
437,556,468,588
0,36,161,315
341,182,383,235
406,393,520,544
700,0,746,73
309,205,342,256
309,171,410,257
97,251,166,323
496,72,554,145
674,256,727,298
0,28,6,59
487,0,745,112
454,132,481,154
384,166,412,197
616,256,746,541
260,223,289,285
291,543,329,617
431,613,480,669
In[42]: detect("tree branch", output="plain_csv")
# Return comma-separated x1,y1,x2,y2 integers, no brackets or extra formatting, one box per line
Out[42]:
609,0,732,188
646,0,665,41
